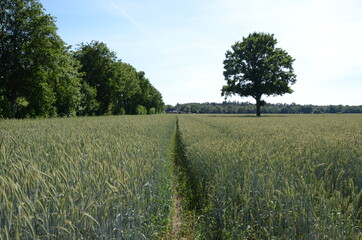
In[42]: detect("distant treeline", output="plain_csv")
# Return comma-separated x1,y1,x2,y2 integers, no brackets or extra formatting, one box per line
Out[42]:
0,0,164,118
167,102,362,114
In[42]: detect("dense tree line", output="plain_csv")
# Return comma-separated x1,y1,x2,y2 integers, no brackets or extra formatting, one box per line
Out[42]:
0,0,164,118
168,102,362,114
73,41,164,116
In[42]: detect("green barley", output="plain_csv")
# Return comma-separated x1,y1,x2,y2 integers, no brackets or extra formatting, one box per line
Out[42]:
0,115,176,239
178,114,361,239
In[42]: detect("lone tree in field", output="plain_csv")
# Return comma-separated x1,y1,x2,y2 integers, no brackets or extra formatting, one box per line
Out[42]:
222,32,297,116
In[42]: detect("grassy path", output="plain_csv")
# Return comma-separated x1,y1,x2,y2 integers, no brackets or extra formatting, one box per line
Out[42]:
164,119,199,239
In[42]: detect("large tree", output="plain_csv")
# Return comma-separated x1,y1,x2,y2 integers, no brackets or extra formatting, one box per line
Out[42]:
111,65,164,114
222,32,296,116
75,42,165,115
74,41,118,115
110,61,141,115
136,71,165,114
0,0,82,118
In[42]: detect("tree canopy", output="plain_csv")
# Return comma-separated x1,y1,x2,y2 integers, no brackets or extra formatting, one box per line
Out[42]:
0,0,82,118
0,0,164,118
74,41,165,116
222,32,297,116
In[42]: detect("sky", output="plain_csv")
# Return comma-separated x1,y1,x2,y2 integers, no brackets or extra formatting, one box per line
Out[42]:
41,0,362,106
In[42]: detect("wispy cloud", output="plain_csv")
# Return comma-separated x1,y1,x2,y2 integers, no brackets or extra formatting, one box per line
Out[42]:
108,1,169,54
46,0,362,105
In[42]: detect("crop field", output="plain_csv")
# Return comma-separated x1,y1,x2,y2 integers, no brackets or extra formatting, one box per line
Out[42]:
178,114,362,239
0,115,176,239
0,114,361,239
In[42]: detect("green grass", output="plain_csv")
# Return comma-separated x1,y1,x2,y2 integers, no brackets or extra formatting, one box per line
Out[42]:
1,114,361,239
177,114,362,239
0,115,176,239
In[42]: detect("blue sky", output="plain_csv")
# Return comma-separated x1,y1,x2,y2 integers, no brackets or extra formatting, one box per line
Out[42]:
41,0,362,105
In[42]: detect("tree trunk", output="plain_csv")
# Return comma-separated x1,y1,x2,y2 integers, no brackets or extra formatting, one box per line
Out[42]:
255,96,261,117
9,92,17,119
10,102,17,118
256,102,261,117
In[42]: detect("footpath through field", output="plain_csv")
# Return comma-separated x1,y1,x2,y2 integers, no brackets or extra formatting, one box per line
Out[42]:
164,118,199,239
168,114,362,239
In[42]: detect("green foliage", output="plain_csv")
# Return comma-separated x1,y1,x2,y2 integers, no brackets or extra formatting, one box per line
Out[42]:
52,50,83,117
74,43,165,116
78,81,99,116
136,105,147,115
0,95,11,118
136,71,165,114
0,3,164,118
25,81,57,118
170,102,362,114
0,0,82,118
74,41,117,115
111,61,141,114
222,32,297,116
149,107,156,115
111,101,126,115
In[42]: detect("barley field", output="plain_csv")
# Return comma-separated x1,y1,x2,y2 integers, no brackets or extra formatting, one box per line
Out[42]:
0,115,176,239
177,114,362,239
0,114,361,239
